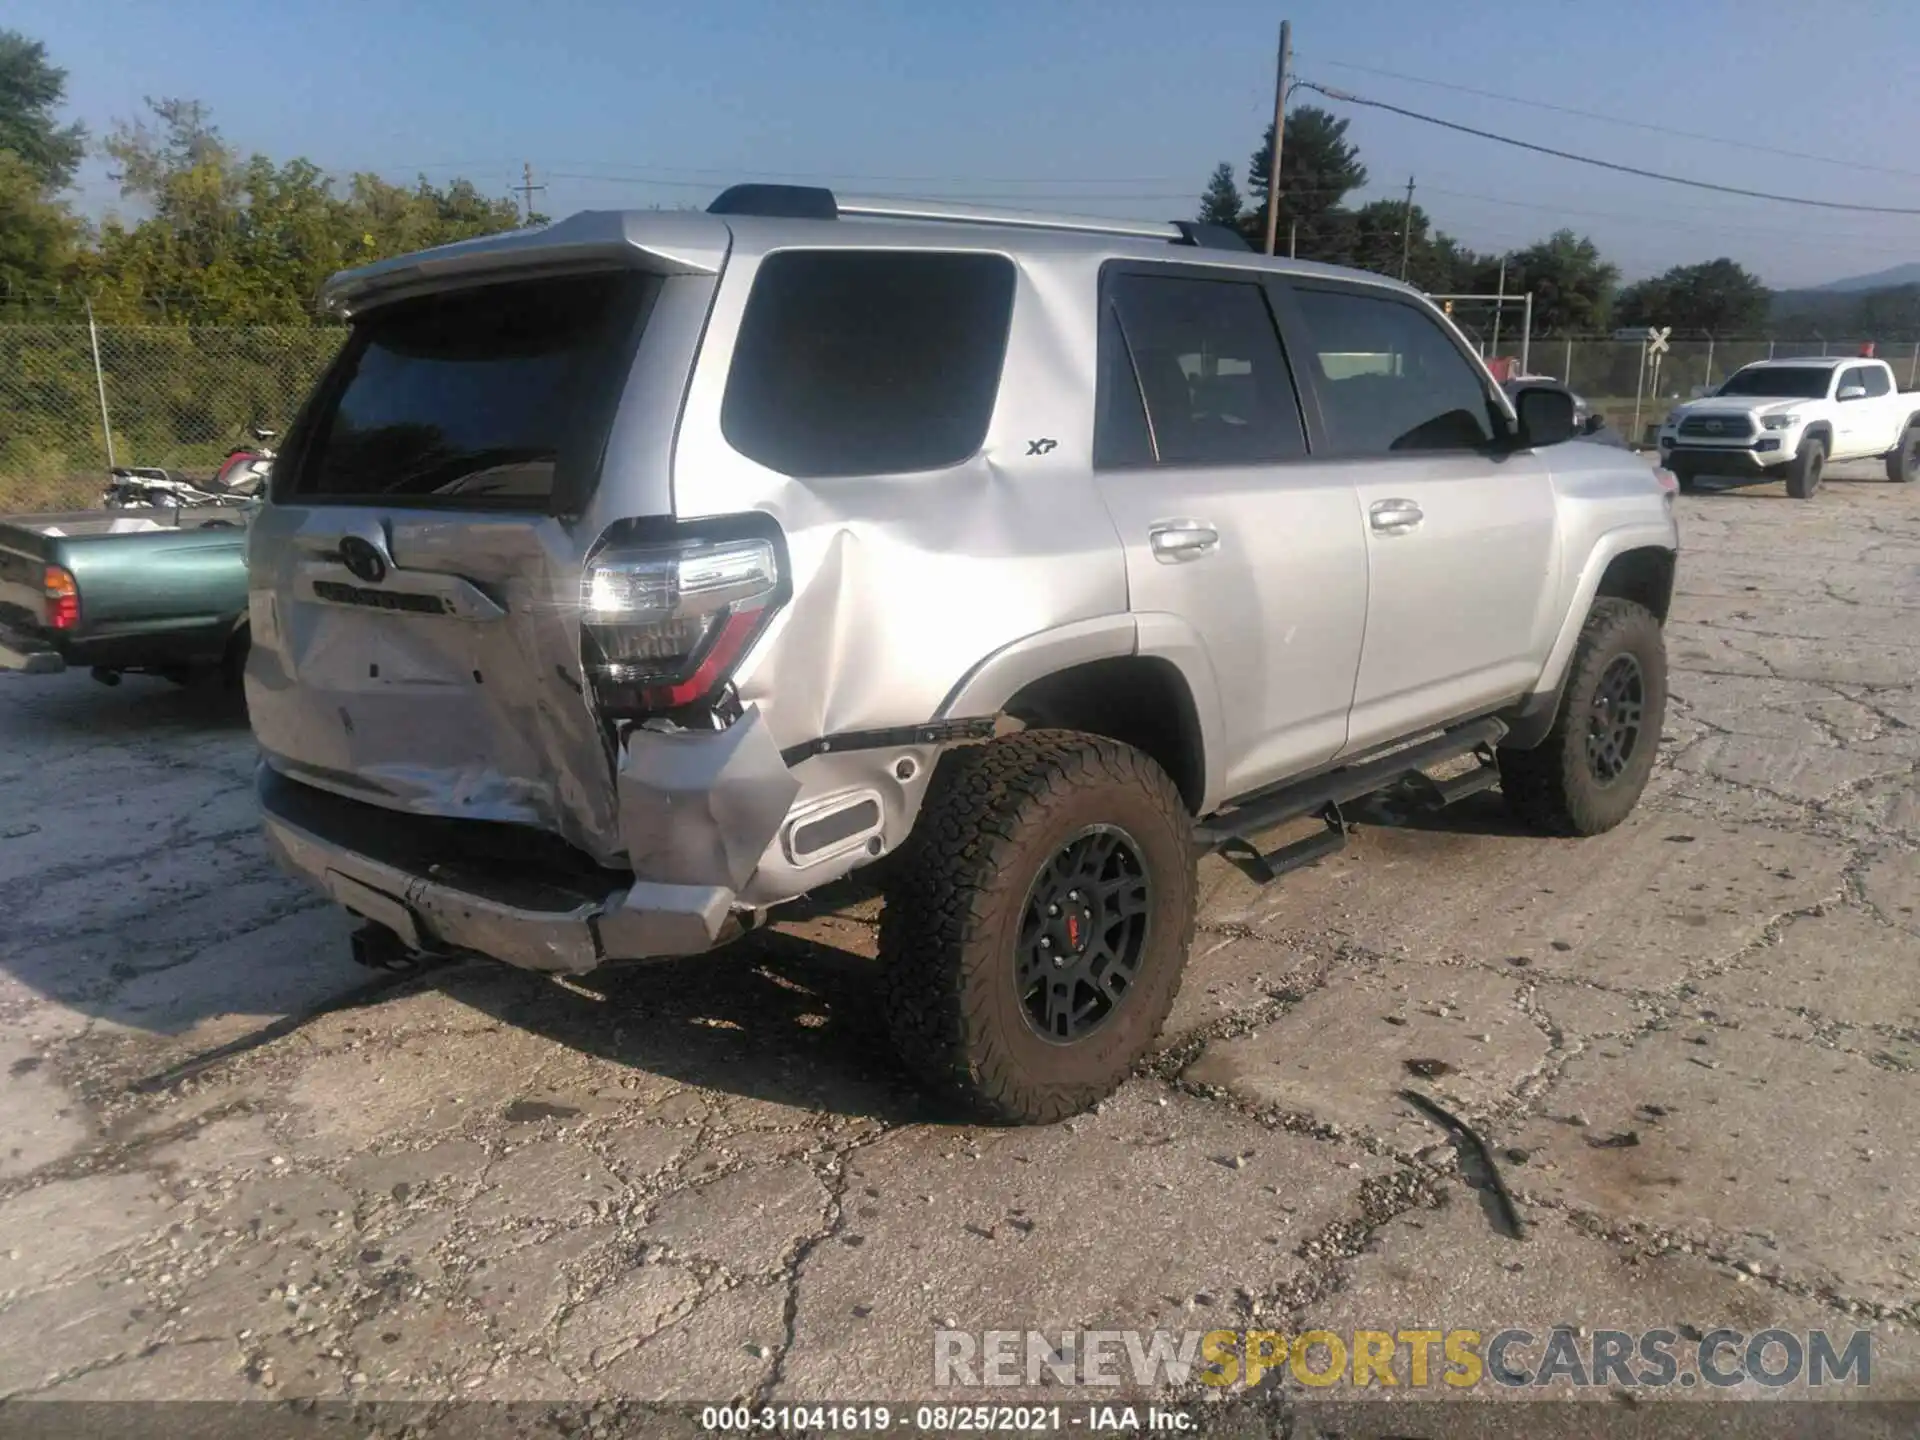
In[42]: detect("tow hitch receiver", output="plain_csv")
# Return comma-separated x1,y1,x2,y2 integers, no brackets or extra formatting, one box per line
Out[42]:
349,922,435,973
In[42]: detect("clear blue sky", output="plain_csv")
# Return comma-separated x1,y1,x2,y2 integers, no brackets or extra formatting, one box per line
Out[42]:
21,0,1920,288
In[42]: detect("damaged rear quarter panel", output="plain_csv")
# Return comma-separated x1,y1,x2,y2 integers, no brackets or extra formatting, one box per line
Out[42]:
668,241,1131,750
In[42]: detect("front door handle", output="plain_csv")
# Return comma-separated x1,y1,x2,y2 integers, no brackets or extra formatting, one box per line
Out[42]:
1369,498,1424,535
1148,521,1221,563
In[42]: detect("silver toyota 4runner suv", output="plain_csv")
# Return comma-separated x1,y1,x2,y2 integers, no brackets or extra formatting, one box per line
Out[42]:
247,184,1680,1124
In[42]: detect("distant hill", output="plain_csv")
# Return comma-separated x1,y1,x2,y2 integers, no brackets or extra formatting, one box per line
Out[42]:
1817,263,1920,293
1770,278,1920,340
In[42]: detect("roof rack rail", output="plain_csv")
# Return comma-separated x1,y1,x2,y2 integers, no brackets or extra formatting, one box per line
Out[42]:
705,184,1250,251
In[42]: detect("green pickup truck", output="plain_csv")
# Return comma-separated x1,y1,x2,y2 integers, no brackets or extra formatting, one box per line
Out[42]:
0,507,252,688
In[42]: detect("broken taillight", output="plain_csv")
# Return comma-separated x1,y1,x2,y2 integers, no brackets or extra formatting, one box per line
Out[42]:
43,564,79,630
580,531,783,718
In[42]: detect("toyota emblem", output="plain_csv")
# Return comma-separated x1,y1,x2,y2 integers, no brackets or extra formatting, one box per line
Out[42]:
1704,420,1723,433
339,536,388,584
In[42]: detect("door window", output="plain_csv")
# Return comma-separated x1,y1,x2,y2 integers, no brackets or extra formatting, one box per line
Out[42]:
1099,272,1306,467
1291,288,1499,454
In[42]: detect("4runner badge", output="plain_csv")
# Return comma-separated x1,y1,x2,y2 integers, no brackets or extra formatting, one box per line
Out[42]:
1026,438,1058,456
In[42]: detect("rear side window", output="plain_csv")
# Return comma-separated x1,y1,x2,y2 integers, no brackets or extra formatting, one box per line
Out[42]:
721,250,1016,478
286,272,651,508
1102,272,1306,466
1291,287,1497,454
1848,365,1892,397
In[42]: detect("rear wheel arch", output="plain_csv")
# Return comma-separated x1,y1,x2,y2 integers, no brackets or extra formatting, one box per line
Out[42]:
1003,656,1207,816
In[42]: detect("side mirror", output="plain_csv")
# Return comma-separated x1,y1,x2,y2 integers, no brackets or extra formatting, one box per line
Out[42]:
1583,413,1607,435
1511,384,1578,448
1836,385,1867,402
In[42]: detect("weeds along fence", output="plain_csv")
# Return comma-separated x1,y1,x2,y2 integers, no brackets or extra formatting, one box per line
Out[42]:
0,324,345,513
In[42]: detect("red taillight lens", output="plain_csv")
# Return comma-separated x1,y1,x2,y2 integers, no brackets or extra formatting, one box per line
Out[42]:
43,565,79,630
1652,466,1679,504
581,535,782,717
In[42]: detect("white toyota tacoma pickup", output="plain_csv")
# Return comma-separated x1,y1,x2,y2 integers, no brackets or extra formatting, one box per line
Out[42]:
1658,356,1920,498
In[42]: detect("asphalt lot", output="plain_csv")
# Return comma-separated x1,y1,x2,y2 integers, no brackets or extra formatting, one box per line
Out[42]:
0,463,1915,1428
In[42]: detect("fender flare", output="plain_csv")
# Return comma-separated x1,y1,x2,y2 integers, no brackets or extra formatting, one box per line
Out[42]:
1509,524,1677,746
934,611,1230,813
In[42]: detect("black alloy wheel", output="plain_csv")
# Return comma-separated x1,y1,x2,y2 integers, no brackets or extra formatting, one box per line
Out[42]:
1585,654,1645,785
1015,825,1152,1043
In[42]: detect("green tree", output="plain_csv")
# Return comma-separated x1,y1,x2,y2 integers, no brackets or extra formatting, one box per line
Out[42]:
0,148,79,294
83,97,523,322
1242,105,1366,246
1848,284,1920,339
1616,257,1768,335
1476,230,1617,335
0,30,84,189
1196,162,1243,228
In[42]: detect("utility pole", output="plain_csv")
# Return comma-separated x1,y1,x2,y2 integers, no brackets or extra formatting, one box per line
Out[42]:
1262,20,1292,257
1490,255,1506,359
515,162,547,224
1398,175,1415,281
84,296,116,469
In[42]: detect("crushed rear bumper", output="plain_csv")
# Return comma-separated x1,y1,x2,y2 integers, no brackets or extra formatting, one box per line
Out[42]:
258,761,749,974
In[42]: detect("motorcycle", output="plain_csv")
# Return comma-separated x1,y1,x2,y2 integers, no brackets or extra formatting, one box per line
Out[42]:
101,425,276,510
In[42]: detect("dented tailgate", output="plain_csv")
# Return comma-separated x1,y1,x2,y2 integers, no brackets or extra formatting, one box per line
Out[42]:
246,213,730,868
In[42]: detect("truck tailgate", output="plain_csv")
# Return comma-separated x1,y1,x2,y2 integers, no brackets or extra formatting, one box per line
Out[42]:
0,510,249,647
0,520,59,632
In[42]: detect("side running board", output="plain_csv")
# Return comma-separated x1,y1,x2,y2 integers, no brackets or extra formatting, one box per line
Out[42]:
1194,718,1508,886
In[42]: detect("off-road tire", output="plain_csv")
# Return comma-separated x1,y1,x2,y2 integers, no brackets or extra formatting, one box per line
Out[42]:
1886,425,1919,484
1786,435,1826,500
1498,598,1667,837
879,730,1196,1125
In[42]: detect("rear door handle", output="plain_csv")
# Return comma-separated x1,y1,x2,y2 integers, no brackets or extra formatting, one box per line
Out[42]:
1148,521,1220,563
1369,498,1424,535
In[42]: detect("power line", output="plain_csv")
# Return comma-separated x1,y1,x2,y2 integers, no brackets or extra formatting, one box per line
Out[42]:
1312,59,1920,184
1416,181,1920,259
502,160,1203,187
546,172,1210,203
1297,81,1920,215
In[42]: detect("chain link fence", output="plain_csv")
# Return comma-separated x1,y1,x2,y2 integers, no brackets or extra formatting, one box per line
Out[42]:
1474,336,1920,443
0,325,345,513
6,324,1920,513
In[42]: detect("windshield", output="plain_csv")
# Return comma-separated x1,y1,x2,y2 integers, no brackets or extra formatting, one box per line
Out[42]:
286,271,652,508
1716,366,1832,399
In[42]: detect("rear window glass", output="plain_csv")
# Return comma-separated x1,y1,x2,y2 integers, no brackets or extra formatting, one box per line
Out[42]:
721,250,1016,478
287,272,650,507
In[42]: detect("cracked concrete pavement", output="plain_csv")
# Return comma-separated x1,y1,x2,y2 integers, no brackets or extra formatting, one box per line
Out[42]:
0,468,1915,1421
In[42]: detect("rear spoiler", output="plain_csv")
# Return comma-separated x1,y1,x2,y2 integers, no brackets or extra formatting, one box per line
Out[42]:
319,211,733,317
